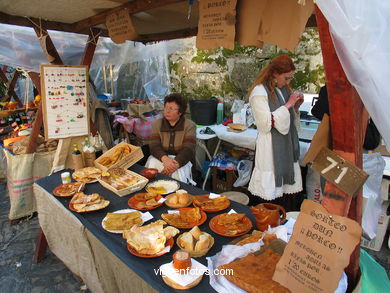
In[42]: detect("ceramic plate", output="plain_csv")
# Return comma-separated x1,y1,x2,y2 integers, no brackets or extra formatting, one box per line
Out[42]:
128,194,164,211
145,180,180,195
101,209,143,233
162,208,207,229
192,194,230,213
209,214,252,237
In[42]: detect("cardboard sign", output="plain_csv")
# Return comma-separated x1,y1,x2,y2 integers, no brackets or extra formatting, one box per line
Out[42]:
40,65,90,139
106,9,138,44
311,147,369,197
273,200,362,293
196,0,237,50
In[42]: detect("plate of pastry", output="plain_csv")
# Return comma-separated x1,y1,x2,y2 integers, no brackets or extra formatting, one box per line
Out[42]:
69,192,110,213
72,167,102,183
145,180,180,195
52,182,84,197
123,220,179,258
101,209,143,233
161,207,207,229
165,190,192,208
209,213,252,237
192,194,230,213
128,192,164,211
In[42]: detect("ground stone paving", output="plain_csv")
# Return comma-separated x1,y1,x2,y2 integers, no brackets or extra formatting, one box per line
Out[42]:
0,182,389,292
0,183,89,293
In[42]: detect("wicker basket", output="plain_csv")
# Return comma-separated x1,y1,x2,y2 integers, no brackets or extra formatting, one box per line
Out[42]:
176,232,214,257
94,141,144,171
98,170,148,197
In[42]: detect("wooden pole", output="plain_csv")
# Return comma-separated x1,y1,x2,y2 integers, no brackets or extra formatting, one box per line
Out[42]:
315,5,366,288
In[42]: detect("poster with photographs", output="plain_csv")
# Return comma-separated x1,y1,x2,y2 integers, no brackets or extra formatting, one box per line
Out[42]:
40,65,90,139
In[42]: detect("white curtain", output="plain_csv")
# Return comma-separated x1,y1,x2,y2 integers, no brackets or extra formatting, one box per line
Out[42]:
316,0,390,147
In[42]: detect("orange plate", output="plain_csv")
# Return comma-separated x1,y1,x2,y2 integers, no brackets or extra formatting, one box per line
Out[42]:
52,182,82,197
192,194,230,213
127,237,174,258
69,200,109,213
164,208,207,229
209,214,253,237
128,194,163,211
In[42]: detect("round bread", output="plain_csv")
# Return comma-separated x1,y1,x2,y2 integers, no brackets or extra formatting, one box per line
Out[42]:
178,193,190,205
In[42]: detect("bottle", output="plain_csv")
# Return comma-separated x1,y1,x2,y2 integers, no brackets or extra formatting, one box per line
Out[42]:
82,137,96,167
216,100,224,124
72,143,84,170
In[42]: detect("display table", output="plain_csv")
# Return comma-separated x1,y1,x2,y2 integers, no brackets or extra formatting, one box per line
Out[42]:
33,164,256,293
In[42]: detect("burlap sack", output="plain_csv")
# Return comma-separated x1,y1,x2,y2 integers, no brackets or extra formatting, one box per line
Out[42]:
5,149,56,220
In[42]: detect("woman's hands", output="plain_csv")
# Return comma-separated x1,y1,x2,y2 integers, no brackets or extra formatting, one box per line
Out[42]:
285,92,304,112
161,155,180,176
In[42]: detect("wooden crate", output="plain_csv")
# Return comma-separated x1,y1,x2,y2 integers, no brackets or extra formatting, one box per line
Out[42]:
97,169,148,197
94,141,144,172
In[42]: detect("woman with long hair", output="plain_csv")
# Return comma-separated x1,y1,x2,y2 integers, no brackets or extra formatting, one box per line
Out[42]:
248,54,304,211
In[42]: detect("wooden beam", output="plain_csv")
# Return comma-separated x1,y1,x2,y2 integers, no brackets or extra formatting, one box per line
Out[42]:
137,27,197,44
72,0,184,33
0,12,109,37
8,71,23,107
81,28,101,66
315,5,365,288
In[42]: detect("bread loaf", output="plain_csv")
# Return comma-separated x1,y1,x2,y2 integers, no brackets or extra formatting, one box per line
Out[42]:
189,226,202,241
178,193,190,205
180,232,194,251
169,194,179,205
194,234,210,252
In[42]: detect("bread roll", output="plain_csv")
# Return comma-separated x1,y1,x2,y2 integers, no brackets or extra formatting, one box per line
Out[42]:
194,234,210,252
178,193,189,205
189,226,202,241
169,194,179,205
180,232,194,251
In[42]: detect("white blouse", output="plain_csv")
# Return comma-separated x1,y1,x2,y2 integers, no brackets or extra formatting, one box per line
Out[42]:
248,85,302,200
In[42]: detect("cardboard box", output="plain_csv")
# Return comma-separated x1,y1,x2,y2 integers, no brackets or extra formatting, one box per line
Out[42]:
212,167,237,194
94,141,143,171
361,201,390,251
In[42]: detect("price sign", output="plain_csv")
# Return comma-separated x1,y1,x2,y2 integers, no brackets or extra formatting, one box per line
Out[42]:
311,147,368,197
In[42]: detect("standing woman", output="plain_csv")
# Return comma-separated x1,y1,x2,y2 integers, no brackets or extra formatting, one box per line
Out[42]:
146,93,196,184
248,55,304,211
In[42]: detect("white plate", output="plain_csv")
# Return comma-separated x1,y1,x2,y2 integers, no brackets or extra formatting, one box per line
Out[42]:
102,209,143,234
145,180,180,195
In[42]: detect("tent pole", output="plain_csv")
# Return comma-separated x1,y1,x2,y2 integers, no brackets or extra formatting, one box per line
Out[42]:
315,5,366,289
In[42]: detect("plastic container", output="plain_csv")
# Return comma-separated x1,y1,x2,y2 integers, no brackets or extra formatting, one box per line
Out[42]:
189,100,217,125
216,100,224,124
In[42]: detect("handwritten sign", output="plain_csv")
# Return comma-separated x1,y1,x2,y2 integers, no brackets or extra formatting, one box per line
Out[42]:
106,9,138,44
311,147,368,197
273,200,362,293
196,0,237,50
40,65,90,139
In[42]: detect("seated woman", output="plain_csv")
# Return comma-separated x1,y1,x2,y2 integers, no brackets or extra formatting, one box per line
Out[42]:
145,93,197,184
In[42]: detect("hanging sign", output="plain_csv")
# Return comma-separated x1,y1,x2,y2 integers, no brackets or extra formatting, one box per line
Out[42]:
40,65,90,139
196,0,237,50
273,200,362,293
106,9,138,44
311,147,368,197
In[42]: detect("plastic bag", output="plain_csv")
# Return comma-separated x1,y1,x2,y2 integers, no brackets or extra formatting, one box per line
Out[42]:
362,152,385,239
233,160,253,187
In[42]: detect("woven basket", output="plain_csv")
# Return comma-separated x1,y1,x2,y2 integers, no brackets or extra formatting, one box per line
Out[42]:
176,232,214,257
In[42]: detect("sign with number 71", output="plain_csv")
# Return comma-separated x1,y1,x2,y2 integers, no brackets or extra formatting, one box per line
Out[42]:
311,147,369,197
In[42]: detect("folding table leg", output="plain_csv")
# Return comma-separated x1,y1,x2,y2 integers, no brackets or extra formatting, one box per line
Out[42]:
202,139,221,190
32,227,48,263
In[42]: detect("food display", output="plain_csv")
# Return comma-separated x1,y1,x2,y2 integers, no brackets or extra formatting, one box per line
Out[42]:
128,192,163,211
209,213,252,237
97,143,132,167
102,210,143,233
218,250,291,293
123,220,179,257
72,167,102,183
161,207,207,229
235,230,277,246
52,182,84,197
165,190,192,208
101,167,139,190
193,194,230,212
69,192,109,212
177,226,214,257
145,180,180,195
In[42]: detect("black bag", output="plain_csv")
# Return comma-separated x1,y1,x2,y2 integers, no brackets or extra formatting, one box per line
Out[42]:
363,119,381,150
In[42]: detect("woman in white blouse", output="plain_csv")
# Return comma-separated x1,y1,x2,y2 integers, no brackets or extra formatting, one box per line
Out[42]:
248,55,304,211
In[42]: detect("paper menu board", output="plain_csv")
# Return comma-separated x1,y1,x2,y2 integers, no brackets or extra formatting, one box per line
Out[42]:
40,65,90,139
